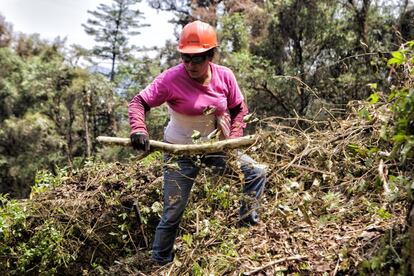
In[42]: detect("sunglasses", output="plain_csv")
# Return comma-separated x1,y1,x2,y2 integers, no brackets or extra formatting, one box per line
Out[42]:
181,53,208,64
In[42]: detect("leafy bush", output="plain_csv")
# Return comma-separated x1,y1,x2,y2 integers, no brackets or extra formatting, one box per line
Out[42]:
384,41,414,162
0,170,77,274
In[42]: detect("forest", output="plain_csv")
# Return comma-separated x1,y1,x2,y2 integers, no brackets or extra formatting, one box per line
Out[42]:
0,0,413,274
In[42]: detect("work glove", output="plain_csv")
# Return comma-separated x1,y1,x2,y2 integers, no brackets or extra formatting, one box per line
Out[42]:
130,132,150,152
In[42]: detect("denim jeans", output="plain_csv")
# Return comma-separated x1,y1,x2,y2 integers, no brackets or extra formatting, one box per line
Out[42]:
151,152,266,264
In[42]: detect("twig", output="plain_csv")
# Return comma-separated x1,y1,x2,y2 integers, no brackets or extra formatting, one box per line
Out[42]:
262,116,329,124
378,159,390,194
389,228,402,262
243,255,307,275
196,208,199,236
324,126,371,145
322,106,341,125
298,205,313,227
133,201,148,248
126,228,138,253
332,257,340,276
282,163,335,176
272,75,320,99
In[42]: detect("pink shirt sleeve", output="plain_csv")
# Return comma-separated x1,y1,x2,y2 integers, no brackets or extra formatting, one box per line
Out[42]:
217,66,247,137
128,72,170,135
229,101,248,138
128,95,148,135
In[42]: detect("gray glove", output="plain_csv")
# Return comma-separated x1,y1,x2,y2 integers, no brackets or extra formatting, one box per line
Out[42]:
130,132,150,152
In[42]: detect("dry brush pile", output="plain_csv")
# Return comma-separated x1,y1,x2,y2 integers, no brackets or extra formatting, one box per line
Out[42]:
0,101,412,275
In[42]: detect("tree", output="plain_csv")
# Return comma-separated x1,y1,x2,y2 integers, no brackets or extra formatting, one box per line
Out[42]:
147,0,224,27
0,14,13,48
82,0,149,82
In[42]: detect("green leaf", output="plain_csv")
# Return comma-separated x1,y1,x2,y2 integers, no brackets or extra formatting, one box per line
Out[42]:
358,108,372,121
401,140,414,157
182,233,193,247
118,212,128,220
393,134,407,143
387,58,401,65
377,208,392,219
387,51,404,65
391,51,404,60
192,262,203,276
368,92,379,104
191,130,201,140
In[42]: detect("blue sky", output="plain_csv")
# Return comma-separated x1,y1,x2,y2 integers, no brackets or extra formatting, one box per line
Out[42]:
0,0,175,49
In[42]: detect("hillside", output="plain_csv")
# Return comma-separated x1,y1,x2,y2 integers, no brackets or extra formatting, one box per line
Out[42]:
1,1,413,274
1,100,412,275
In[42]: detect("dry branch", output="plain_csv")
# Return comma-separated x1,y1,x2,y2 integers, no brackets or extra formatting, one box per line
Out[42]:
96,134,262,154
243,255,308,275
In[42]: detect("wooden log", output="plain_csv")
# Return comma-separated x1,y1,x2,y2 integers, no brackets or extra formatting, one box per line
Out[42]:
96,134,261,154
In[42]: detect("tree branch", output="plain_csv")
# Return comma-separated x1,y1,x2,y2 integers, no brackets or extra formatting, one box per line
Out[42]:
260,81,292,116
96,134,264,154
243,255,308,275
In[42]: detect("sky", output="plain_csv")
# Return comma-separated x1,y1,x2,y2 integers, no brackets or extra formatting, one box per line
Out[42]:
0,0,176,49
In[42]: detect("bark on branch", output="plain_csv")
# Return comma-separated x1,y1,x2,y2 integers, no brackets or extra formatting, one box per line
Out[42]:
243,255,308,275
96,134,262,154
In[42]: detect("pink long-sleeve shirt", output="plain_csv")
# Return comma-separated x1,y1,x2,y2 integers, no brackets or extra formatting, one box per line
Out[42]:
128,62,247,142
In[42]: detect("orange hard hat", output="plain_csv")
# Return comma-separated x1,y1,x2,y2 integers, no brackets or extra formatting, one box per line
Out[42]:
177,20,218,54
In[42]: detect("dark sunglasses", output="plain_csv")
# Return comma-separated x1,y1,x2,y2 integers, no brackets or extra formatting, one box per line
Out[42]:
181,53,208,64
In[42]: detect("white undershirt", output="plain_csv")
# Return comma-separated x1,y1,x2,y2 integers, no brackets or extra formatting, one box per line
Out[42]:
164,107,216,144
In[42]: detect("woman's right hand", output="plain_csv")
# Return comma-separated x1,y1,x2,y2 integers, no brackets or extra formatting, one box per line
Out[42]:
130,132,150,152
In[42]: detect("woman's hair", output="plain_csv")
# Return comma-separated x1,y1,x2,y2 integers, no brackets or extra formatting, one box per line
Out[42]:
206,47,216,59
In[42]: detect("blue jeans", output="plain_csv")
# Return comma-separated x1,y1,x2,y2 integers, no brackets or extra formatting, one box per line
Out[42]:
152,152,266,264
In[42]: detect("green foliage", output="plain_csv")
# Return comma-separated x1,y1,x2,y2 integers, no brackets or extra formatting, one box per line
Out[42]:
192,261,203,276
140,151,162,167
360,233,407,275
0,173,78,274
0,160,162,274
220,13,249,53
0,194,28,242
383,41,414,162
217,0,402,119
387,51,405,66
0,112,65,197
14,219,76,274
0,47,25,118
32,167,68,196
0,30,122,196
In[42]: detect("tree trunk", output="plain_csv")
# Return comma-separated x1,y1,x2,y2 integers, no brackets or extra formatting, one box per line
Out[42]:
82,89,92,157
357,0,370,51
348,0,371,52
66,105,75,166
110,51,116,82
292,10,308,115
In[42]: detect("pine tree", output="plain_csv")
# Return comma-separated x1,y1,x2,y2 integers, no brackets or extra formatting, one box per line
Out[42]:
82,0,149,81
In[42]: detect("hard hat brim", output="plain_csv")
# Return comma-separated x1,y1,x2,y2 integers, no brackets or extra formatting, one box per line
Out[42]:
177,45,216,54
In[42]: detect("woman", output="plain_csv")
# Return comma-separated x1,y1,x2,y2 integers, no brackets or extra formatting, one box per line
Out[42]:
128,20,266,265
